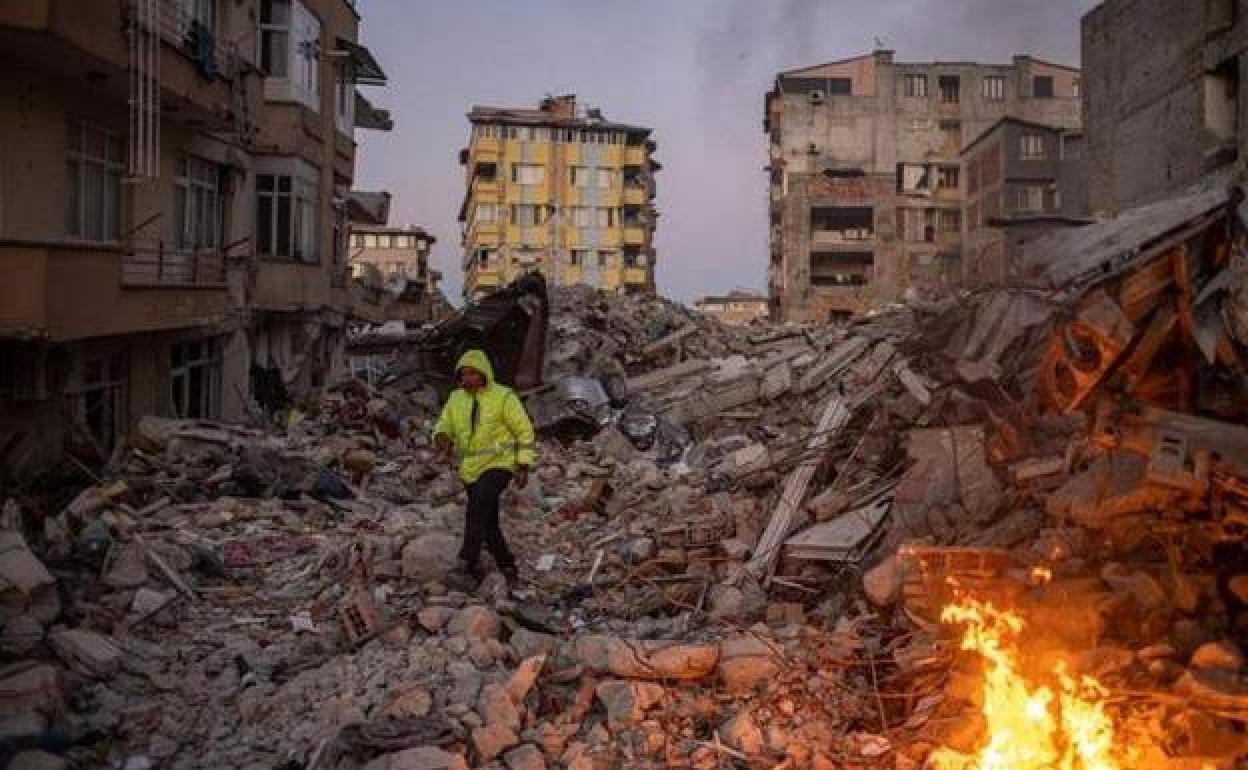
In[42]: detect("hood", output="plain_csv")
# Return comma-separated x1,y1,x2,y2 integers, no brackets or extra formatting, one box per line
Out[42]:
456,348,495,385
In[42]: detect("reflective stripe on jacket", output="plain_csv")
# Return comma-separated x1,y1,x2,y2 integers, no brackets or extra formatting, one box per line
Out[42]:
432,349,536,483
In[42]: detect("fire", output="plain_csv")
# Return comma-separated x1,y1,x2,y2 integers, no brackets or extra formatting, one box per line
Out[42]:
930,598,1126,770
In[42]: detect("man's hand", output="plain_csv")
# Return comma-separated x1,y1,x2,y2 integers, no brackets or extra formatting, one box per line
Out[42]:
513,466,529,489
433,433,453,459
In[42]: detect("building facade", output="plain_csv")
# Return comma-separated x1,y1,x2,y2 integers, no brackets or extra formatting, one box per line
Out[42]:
1082,0,1248,215
765,50,1081,321
0,0,389,474
349,223,440,323
694,290,770,325
961,117,1089,286
459,95,659,300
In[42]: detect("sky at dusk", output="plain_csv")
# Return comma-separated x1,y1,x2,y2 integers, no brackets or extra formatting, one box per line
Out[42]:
354,0,1100,304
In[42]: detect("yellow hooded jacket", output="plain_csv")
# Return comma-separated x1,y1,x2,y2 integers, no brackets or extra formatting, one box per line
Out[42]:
433,349,536,483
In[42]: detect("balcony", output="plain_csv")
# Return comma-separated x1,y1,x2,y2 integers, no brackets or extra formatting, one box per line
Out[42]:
623,185,647,205
810,230,875,248
127,0,243,80
122,243,227,287
623,226,646,245
624,146,647,166
624,267,649,285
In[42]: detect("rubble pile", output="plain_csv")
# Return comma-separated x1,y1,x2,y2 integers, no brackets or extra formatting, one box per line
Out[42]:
5,178,1248,769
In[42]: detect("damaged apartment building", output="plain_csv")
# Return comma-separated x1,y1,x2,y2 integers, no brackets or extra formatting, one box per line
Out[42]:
459,95,660,300
765,50,1081,321
348,221,443,324
0,0,392,474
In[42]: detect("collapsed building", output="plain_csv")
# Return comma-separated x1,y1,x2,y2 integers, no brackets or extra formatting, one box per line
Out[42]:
5,163,1248,769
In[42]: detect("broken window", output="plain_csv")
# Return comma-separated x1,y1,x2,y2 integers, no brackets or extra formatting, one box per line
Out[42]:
66,121,123,242
511,163,544,185
169,339,221,420
1033,75,1055,99
78,350,127,454
826,77,852,95
903,74,928,98
936,165,960,190
939,75,960,103
175,156,224,252
810,251,872,286
1204,57,1239,144
1019,133,1046,160
982,75,1006,101
897,163,931,194
940,120,962,151
810,206,873,240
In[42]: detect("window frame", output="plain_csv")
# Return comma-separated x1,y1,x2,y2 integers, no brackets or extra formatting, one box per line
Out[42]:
258,0,291,77
174,156,224,253
1033,75,1055,99
66,120,124,243
938,75,961,104
169,338,222,420
1020,133,1047,161
903,74,928,98
982,75,1006,101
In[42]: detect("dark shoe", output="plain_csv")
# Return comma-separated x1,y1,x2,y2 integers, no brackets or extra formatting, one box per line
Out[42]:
446,559,482,592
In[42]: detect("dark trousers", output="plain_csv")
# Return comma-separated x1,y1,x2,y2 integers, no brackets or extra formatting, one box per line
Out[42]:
459,469,515,572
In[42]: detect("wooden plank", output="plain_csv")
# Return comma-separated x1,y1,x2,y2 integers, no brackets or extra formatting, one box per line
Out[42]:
743,391,854,581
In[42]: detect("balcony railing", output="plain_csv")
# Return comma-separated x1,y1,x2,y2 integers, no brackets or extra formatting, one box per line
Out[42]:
122,243,226,287
127,0,241,80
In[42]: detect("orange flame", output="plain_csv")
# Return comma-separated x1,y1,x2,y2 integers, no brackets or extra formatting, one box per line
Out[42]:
929,598,1125,770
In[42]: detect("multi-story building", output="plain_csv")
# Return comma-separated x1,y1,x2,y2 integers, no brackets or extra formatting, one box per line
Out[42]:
349,222,440,323
764,50,1081,321
694,290,770,326
0,0,390,474
1083,0,1248,215
459,95,659,300
961,117,1089,286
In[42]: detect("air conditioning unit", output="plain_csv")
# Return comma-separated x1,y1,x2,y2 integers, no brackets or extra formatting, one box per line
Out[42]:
809,90,825,105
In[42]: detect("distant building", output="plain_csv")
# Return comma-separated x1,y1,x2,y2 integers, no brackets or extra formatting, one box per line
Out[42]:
765,50,1081,321
961,117,1090,286
349,224,439,323
1082,0,1248,214
694,290,770,325
459,95,659,300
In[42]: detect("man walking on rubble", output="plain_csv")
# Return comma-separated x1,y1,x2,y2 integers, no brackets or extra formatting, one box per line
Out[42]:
432,349,535,586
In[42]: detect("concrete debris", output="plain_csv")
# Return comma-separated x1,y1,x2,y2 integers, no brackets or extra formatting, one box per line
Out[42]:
6,211,1248,770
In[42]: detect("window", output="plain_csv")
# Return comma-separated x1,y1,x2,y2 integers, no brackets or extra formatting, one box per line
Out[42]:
624,250,645,268
1020,134,1046,160
597,250,616,267
596,168,613,189
78,351,127,453
363,234,377,248
256,161,319,262
259,0,290,76
170,339,221,420
511,204,543,226
596,207,615,227
903,74,928,98
827,77,852,95
175,157,223,252
475,202,497,224
982,75,1006,101
569,249,588,266
940,120,962,150
897,163,931,194
1013,186,1045,212
570,167,593,187
352,234,364,247
66,121,123,242
1033,75,1055,99
512,164,544,185
1072,77,1081,101
939,75,960,103
334,75,353,135
571,207,592,227
901,208,936,243
939,210,962,232
387,261,404,278
475,247,497,267
936,166,960,190
176,0,216,36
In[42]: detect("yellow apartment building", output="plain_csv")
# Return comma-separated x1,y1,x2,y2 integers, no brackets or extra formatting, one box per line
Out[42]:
458,95,659,299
